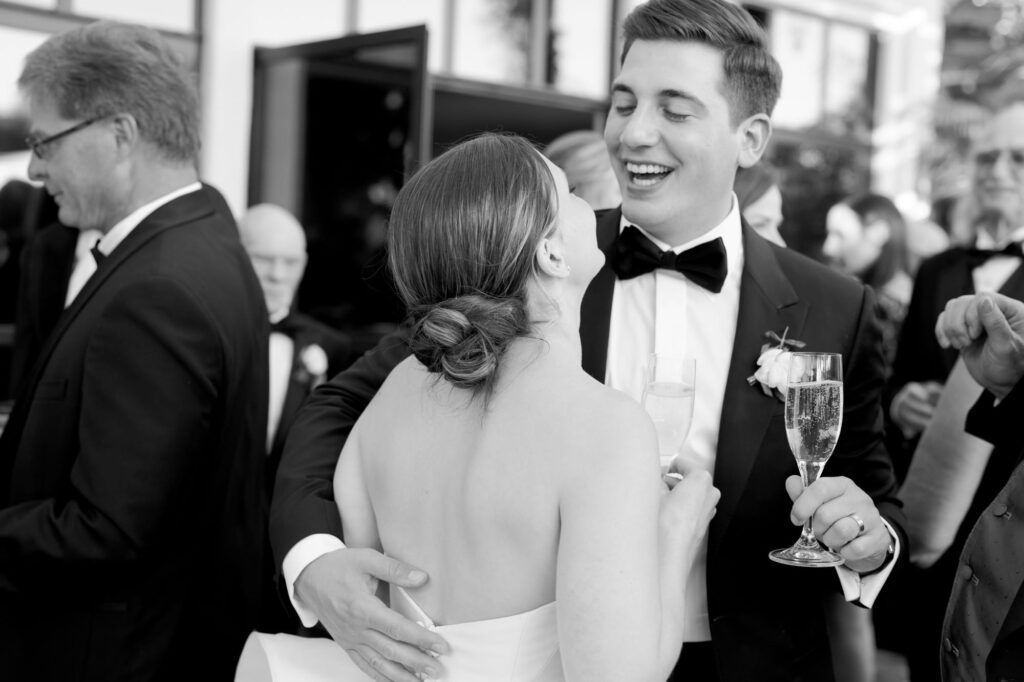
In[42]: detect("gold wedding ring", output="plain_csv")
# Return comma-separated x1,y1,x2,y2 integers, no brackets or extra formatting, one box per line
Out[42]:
847,513,866,536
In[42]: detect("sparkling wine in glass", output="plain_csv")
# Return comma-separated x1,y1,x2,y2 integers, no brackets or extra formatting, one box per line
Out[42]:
641,354,696,474
769,352,845,567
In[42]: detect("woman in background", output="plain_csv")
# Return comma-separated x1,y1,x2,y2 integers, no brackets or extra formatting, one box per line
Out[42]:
734,162,786,247
823,193,913,371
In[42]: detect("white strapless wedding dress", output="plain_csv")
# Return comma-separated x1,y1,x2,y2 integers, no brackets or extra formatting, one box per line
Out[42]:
235,587,563,682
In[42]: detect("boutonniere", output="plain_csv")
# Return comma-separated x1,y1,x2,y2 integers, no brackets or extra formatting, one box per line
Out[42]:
746,327,805,401
296,343,329,388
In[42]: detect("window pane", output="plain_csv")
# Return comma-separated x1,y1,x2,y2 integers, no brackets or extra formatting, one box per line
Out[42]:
770,10,824,130
5,0,57,8
0,26,49,187
823,23,872,141
452,0,531,85
551,0,611,98
251,0,350,47
357,0,446,72
73,0,195,34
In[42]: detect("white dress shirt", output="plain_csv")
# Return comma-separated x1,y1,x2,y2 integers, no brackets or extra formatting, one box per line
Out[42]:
64,182,203,306
606,199,743,641
64,228,104,307
972,226,1024,294
267,308,295,453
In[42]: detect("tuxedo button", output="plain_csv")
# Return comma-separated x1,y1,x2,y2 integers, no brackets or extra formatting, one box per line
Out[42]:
991,502,1009,518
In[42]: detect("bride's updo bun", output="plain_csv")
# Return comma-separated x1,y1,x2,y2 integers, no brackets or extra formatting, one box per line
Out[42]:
388,133,557,394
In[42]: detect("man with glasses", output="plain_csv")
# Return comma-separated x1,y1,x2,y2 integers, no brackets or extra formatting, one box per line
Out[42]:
880,99,1024,681
0,21,268,681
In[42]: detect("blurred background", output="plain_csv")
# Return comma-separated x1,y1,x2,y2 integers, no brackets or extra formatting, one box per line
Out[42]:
0,0,1018,379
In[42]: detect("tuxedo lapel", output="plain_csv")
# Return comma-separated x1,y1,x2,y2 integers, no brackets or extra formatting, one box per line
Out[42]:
580,208,622,380
21,191,216,401
998,260,1024,299
710,225,806,557
271,326,313,458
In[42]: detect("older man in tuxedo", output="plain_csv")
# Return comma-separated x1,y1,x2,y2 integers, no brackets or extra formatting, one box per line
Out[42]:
0,22,268,681
270,1,904,680
238,203,350,632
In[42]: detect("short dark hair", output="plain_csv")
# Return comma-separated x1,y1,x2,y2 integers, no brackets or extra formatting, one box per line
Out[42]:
19,21,200,163
846,193,908,288
388,133,557,397
621,0,782,124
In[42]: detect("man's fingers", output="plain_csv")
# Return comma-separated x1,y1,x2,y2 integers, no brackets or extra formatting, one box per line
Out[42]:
976,294,1015,345
362,551,429,588
361,628,444,679
349,644,421,682
365,604,448,654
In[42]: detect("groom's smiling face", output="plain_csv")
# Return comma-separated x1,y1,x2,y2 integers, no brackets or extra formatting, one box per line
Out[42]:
604,40,746,247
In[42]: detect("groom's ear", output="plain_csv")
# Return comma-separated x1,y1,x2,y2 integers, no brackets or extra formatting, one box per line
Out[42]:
535,232,570,279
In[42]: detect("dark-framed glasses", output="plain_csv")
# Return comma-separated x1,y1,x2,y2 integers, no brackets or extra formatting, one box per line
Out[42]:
974,148,1024,170
25,115,106,160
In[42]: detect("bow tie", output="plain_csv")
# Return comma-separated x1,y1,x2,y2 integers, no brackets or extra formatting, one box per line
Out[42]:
608,225,728,293
966,242,1024,268
90,239,106,266
270,315,298,336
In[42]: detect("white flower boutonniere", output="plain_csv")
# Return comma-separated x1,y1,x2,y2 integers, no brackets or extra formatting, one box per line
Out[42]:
746,327,806,401
298,343,329,388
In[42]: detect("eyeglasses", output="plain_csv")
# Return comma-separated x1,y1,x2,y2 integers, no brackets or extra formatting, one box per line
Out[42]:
25,115,106,160
974,148,1024,169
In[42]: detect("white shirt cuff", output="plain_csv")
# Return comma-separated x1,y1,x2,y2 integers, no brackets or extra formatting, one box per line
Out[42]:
835,517,900,608
282,534,346,628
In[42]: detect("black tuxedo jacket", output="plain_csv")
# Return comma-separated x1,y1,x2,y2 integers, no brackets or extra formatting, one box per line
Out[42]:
10,184,236,400
0,186,269,681
892,246,1024,394
268,312,351,479
271,208,904,682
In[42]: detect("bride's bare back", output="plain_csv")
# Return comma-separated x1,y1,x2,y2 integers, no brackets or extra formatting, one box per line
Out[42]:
337,342,660,623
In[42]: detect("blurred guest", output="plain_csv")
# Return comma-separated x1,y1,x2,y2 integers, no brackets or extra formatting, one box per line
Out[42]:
238,203,351,632
823,193,912,374
879,100,1024,682
543,129,621,210
2,180,59,398
0,21,268,681
933,292,1024,681
734,161,786,246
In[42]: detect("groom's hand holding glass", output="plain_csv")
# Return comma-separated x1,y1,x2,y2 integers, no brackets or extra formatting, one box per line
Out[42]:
784,476,893,573
295,548,449,682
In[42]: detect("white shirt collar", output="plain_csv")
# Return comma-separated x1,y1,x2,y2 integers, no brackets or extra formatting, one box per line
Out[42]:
94,181,203,257
975,224,1024,250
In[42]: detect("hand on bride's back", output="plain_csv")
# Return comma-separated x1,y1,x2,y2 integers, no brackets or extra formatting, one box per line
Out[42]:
294,547,450,682
660,471,719,553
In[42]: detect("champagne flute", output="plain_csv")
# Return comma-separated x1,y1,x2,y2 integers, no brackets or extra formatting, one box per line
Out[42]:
640,354,696,475
769,352,844,567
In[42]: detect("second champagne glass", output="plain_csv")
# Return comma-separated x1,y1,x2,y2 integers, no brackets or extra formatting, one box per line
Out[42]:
641,353,696,474
769,352,845,567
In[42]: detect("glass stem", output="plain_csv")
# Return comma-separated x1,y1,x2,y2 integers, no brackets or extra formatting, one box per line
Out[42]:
796,460,825,548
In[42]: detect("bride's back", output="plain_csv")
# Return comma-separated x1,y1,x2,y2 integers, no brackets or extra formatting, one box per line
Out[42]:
342,344,626,625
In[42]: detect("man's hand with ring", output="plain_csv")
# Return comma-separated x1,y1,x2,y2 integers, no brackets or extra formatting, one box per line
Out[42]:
785,475,892,573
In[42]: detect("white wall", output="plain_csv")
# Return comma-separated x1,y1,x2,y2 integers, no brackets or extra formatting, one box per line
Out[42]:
199,0,350,217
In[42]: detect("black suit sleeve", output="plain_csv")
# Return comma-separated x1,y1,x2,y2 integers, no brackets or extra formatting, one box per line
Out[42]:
269,326,411,567
832,285,909,561
966,381,1024,453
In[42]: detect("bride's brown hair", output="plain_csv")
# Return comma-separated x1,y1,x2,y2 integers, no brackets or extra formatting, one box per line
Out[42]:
388,133,557,395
